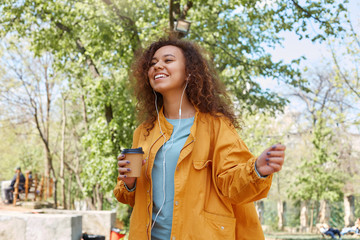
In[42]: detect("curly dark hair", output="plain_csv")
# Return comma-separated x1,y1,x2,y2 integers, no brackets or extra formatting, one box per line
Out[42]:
130,36,240,133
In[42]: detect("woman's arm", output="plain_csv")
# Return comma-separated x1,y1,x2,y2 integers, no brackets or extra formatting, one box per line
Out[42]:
113,126,143,206
212,118,285,204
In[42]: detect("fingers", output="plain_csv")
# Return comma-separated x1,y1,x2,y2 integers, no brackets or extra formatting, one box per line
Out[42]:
118,159,130,168
117,162,132,179
271,143,286,151
265,144,285,173
117,156,147,178
266,150,285,158
266,150,284,166
266,161,283,172
117,153,131,178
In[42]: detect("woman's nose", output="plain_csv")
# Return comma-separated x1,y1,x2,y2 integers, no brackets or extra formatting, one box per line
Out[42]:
154,61,164,70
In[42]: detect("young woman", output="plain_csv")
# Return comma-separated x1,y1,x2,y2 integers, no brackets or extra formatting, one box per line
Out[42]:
114,37,286,240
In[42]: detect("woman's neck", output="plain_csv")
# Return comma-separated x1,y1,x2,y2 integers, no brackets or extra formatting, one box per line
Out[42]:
163,95,195,119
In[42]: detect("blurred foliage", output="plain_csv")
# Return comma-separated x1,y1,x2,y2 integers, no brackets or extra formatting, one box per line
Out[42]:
0,0,357,230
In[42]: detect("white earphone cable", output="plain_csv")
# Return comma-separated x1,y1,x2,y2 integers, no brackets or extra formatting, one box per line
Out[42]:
151,76,189,229
152,90,167,229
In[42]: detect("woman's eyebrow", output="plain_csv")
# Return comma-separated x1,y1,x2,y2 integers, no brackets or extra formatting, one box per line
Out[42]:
163,54,176,58
151,54,176,60
151,54,176,62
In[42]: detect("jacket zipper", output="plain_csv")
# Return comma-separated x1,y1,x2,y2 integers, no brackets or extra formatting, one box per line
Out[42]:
145,133,165,240
181,138,195,151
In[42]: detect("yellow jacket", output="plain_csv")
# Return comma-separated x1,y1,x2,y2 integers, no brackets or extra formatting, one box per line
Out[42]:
114,109,273,240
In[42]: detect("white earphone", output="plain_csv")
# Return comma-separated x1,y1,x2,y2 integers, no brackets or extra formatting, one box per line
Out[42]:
151,74,190,229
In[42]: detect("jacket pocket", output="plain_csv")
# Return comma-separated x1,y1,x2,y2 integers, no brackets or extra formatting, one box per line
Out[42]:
202,210,236,239
184,210,236,240
193,159,212,170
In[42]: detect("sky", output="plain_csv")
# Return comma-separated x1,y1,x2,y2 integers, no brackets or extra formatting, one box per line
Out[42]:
270,0,359,65
256,0,360,134
259,0,360,109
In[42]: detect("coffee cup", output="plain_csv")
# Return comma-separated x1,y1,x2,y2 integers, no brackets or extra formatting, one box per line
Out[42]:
121,147,144,177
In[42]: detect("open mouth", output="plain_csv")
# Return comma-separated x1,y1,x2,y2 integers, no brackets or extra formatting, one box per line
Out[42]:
154,74,168,80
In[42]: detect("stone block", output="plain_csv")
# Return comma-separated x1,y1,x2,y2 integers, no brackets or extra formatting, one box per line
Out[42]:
0,213,26,240
0,211,82,240
35,209,116,240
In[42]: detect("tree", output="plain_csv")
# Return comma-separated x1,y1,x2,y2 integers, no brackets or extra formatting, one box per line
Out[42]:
241,111,291,230
0,39,59,206
0,0,349,113
328,12,360,227
0,0,349,210
288,69,347,230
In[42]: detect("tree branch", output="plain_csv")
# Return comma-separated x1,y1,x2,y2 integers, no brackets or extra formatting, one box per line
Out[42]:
290,0,329,26
180,1,193,19
101,0,141,52
54,21,101,78
329,42,360,99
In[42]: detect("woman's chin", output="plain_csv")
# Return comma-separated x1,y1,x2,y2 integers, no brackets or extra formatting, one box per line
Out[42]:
152,86,167,94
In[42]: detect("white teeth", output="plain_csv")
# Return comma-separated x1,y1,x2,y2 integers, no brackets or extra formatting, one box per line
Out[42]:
155,74,167,79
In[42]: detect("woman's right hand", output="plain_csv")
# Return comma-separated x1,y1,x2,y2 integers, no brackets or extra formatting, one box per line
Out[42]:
117,154,145,189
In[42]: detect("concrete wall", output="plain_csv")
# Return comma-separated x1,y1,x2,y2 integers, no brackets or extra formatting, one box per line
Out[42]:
36,209,116,240
0,211,82,240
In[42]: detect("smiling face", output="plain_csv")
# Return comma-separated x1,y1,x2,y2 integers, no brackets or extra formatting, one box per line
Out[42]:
148,45,187,96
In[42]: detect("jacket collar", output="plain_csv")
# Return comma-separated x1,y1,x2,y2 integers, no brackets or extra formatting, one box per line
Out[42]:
155,106,200,138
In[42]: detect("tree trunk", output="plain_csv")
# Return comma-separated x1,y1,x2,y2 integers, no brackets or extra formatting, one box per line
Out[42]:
344,194,355,226
255,201,265,224
67,173,72,209
300,201,308,232
95,183,103,210
276,173,285,230
319,200,330,224
60,96,67,209
278,200,286,230
81,93,89,133
310,204,314,232
66,160,96,210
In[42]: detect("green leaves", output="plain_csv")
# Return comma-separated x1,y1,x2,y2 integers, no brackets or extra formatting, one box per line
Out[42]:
0,0,350,210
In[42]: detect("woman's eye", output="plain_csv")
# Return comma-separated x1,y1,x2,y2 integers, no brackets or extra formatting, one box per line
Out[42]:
165,59,173,63
150,62,156,66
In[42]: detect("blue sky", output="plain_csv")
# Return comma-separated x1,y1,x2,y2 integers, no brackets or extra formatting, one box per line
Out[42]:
270,0,359,67
258,0,360,133
260,0,359,96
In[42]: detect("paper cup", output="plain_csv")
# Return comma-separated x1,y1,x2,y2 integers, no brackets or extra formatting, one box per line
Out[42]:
121,147,144,177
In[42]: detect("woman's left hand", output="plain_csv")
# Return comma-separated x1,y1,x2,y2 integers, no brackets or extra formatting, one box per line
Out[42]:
256,143,286,177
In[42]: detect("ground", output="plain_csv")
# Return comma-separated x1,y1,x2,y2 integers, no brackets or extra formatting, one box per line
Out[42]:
0,199,358,240
0,199,35,213
265,232,360,240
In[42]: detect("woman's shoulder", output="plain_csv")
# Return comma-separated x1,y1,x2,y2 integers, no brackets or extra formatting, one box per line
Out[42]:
198,112,237,133
198,111,232,123
134,121,150,133
133,120,157,139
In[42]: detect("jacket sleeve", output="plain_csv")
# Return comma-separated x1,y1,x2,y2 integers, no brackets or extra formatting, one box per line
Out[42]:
113,179,136,207
113,126,142,207
213,118,273,205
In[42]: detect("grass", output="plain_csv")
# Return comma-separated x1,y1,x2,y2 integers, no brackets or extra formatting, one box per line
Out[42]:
264,232,360,240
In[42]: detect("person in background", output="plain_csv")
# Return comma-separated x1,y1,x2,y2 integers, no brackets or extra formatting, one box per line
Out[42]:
28,170,33,179
4,166,25,204
114,36,286,240
319,223,342,239
341,218,360,236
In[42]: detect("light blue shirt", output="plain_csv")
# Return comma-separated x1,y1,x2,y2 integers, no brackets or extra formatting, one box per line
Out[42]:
151,117,194,240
